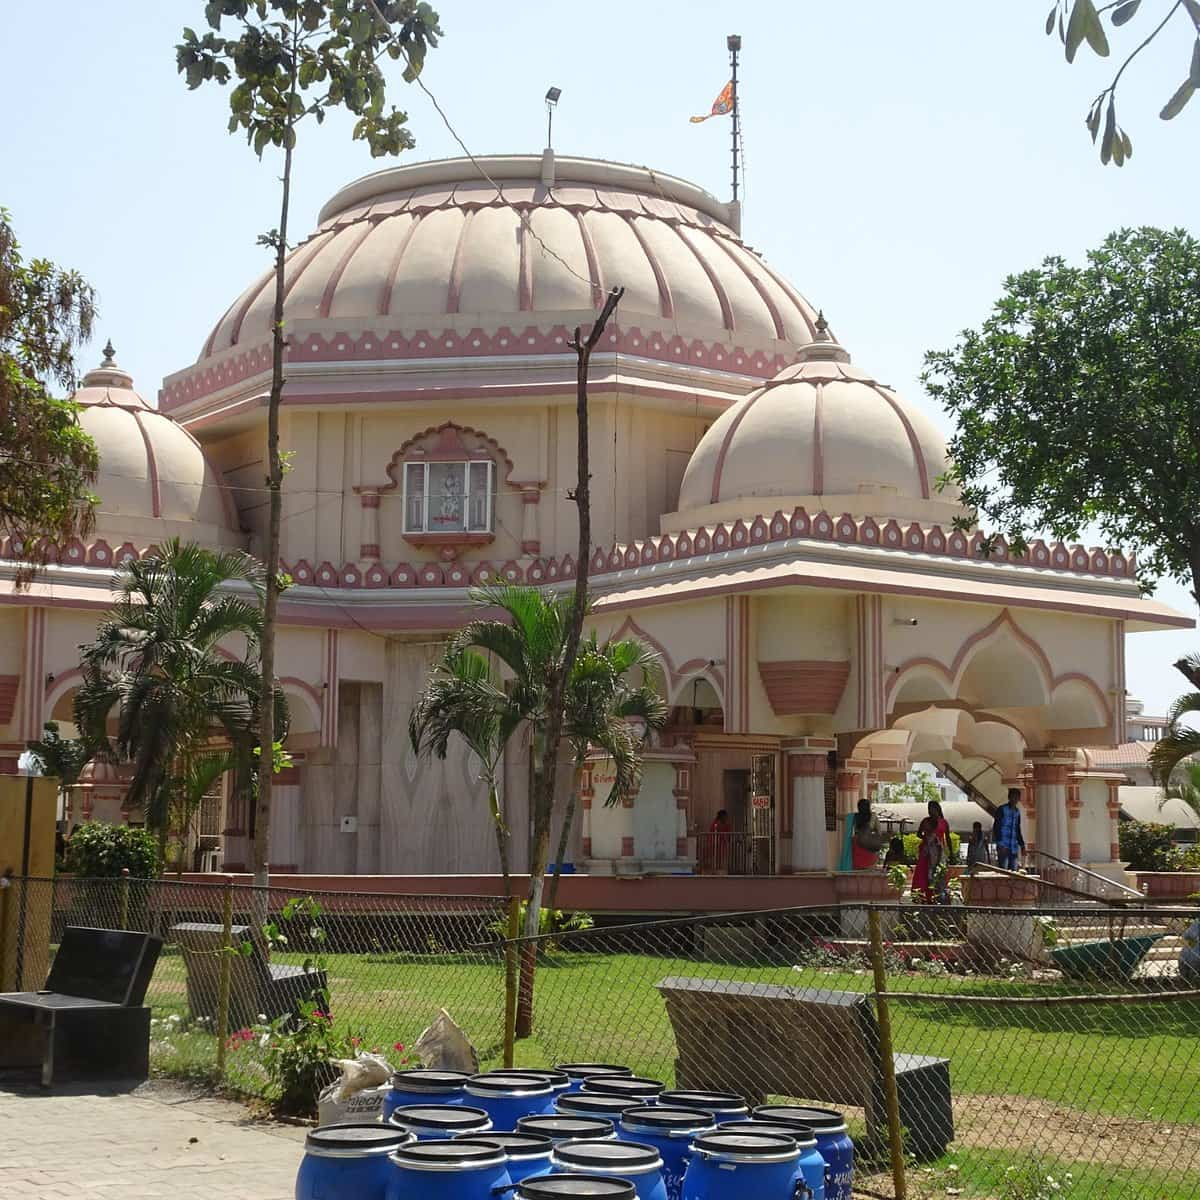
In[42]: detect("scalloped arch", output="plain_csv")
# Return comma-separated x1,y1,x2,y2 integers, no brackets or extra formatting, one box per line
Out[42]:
377,421,516,492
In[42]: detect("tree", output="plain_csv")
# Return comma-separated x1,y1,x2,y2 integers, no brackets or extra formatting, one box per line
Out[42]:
1165,760,1200,815
0,209,98,574
882,772,944,808
923,227,1200,607
74,539,276,863
177,0,442,890
1150,654,1200,790
544,633,668,916
27,720,92,827
1046,0,1200,164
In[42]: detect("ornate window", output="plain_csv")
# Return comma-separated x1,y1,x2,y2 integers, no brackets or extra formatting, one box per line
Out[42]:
403,459,493,534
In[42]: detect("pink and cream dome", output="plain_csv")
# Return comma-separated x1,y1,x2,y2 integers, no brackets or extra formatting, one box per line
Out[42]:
669,327,962,528
70,345,242,550
172,155,821,408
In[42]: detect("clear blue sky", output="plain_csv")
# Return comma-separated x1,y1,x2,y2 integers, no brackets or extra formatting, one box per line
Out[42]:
3,1,1196,715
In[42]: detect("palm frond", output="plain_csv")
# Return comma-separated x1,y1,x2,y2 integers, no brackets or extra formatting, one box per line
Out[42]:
1148,728,1200,788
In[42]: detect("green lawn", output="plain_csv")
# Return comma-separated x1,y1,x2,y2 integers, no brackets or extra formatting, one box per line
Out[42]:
140,945,1200,1198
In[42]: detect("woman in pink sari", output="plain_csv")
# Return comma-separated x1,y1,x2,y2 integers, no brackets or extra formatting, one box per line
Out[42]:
911,800,950,904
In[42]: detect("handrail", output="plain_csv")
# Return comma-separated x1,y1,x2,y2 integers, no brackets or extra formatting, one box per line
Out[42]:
972,860,1133,907
1028,849,1144,901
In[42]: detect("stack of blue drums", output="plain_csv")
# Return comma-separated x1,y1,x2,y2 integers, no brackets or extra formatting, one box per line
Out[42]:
388,1104,492,1141
658,1090,749,1124
682,1130,808,1200
518,1114,617,1143
455,1131,554,1185
503,1068,572,1099
550,1139,667,1200
517,1179,636,1199
754,1106,853,1200
617,1106,714,1200
556,1092,643,1122
387,1139,509,1200
296,1123,413,1200
382,1070,468,1121
582,1076,665,1104
720,1121,827,1200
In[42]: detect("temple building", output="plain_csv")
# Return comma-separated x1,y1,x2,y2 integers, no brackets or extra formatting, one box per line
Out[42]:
0,152,1191,888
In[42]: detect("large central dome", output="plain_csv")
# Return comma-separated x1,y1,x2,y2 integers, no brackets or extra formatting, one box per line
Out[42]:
194,155,820,373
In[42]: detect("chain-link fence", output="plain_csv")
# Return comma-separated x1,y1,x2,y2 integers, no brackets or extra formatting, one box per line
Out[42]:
5,878,1200,1198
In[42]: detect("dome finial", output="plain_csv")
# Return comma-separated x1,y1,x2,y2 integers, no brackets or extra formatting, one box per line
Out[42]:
815,309,828,337
101,339,116,366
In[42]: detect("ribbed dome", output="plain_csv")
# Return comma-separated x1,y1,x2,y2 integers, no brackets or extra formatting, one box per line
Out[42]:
197,155,820,371
72,345,241,547
672,331,961,527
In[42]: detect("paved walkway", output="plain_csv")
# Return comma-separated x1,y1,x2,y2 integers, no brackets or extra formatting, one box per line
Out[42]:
0,1080,306,1199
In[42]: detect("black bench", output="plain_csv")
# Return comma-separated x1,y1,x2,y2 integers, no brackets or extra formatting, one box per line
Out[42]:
0,925,162,1086
170,922,328,1028
656,976,954,1158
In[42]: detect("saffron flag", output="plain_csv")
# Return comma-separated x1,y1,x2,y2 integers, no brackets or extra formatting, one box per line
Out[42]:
690,80,733,123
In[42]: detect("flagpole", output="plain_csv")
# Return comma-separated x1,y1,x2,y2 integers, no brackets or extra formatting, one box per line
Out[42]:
727,34,742,204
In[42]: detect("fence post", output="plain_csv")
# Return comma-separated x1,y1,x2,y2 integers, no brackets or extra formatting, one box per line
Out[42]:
215,876,234,1078
118,868,130,931
503,895,520,1069
867,907,907,1200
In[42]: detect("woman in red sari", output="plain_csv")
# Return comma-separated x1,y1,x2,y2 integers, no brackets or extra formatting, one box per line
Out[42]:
911,800,950,904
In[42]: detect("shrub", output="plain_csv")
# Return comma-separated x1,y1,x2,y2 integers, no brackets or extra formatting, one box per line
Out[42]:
65,822,160,878
902,831,961,863
1118,820,1179,871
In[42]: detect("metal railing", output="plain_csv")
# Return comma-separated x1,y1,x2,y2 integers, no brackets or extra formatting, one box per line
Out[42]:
1028,849,1145,904
693,831,773,875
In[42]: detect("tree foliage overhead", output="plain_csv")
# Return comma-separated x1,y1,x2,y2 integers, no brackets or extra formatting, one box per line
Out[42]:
923,227,1200,605
0,209,98,566
178,0,442,159
1047,0,1200,164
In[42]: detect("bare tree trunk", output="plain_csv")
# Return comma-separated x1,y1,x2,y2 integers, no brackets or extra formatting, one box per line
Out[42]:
545,760,583,916
516,287,623,1038
252,92,297,896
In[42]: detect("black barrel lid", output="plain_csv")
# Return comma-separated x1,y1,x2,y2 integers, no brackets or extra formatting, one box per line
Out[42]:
391,1138,506,1168
517,1115,616,1141
388,1104,492,1132
468,1071,554,1096
519,1178,636,1199
502,1067,571,1089
556,1093,641,1116
620,1105,715,1132
455,1132,554,1158
554,1063,633,1082
659,1089,748,1113
753,1104,847,1134
305,1123,412,1154
552,1139,662,1171
690,1130,799,1158
582,1075,664,1099
389,1068,469,1093
726,1120,816,1147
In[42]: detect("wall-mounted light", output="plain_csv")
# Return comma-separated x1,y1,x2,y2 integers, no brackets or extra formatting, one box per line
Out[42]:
892,617,919,627
545,86,562,149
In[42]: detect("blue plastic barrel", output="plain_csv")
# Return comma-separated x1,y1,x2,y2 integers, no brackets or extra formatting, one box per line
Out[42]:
518,1178,636,1199
454,1132,553,1186
753,1106,852,1200
554,1063,633,1093
465,1072,557,1126
618,1106,715,1200
517,1115,617,1143
501,1068,572,1097
658,1090,749,1124
386,1139,510,1200
388,1104,492,1141
295,1123,412,1200
550,1139,667,1200
722,1122,827,1200
556,1092,642,1121
681,1130,802,1200
582,1076,665,1103
382,1070,469,1121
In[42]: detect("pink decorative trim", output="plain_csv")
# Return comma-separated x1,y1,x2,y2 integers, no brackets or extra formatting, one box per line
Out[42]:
129,410,162,518
368,421,515,492
758,660,850,715
674,225,734,331
320,219,379,318
573,211,604,307
518,217,533,312
811,382,824,495
379,213,423,316
867,381,930,499
222,269,274,354
709,236,787,340
445,209,477,314
620,836,635,857
626,217,674,320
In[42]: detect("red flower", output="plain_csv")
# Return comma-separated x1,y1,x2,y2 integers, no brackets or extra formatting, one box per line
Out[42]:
393,1042,405,1052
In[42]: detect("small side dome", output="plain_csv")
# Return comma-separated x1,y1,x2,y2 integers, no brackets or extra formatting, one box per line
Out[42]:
669,322,962,529
72,343,242,548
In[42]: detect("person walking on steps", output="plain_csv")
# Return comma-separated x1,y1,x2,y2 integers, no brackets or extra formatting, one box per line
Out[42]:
993,788,1026,870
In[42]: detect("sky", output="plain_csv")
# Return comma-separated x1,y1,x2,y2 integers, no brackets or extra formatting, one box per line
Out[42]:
3,1,1197,715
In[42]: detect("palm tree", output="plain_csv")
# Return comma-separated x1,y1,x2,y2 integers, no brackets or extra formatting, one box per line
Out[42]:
1149,654,1200,798
27,720,92,828
1166,762,1200,817
74,538,271,863
544,633,668,915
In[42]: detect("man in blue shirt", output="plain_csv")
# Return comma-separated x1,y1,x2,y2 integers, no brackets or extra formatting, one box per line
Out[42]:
993,788,1026,870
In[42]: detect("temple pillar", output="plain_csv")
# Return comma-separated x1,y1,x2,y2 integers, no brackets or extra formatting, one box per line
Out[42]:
1066,775,1084,862
669,741,695,859
516,484,541,555
1106,778,1123,863
1030,753,1074,863
578,762,593,859
359,490,380,559
783,740,830,872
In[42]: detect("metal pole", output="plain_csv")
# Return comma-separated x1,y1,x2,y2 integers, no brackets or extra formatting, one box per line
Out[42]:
216,876,234,1077
118,868,130,931
727,34,741,203
868,908,907,1200
15,775,33,988
503,895,520,1069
